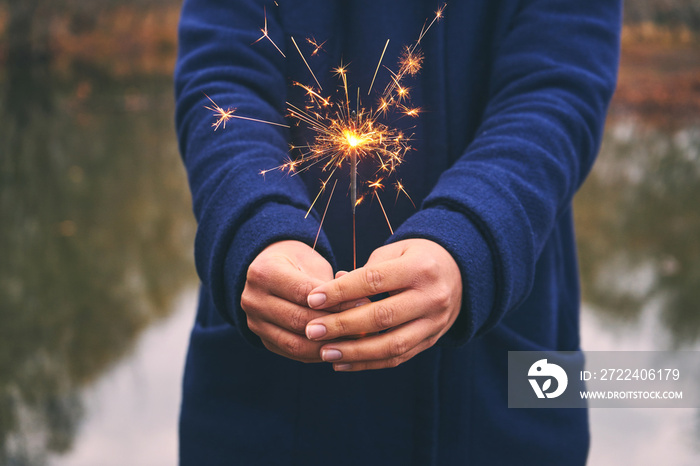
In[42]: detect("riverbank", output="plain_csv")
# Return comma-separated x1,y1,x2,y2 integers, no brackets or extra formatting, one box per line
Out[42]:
612,38,700,126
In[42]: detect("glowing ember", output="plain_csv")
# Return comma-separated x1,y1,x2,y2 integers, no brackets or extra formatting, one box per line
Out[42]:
344,131,363,148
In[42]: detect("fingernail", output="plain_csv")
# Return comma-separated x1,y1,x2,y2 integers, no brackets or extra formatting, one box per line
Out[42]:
354,300,365,308
306,324,327,340
307,293,326,308
321,348,342,361
334,363,352,371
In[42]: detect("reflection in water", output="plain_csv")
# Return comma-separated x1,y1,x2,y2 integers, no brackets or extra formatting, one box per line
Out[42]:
576,118,700,464
576,119,700,347
0,61,196,464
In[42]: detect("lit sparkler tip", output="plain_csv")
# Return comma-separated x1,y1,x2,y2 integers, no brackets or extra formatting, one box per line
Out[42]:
344,131,360,148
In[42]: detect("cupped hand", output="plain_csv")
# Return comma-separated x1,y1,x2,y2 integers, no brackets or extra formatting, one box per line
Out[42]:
241,240,368,363
241,240,334,362
304,238,463,371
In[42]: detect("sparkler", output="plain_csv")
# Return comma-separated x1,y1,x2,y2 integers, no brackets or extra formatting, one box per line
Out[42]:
206,4,446,268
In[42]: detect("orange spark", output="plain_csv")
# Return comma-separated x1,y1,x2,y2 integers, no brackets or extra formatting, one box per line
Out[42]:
292,36,322,89
368,179,394,234
436,4,446,19
204,94,289,130
306,37,327,56
368,178,385,190
417,3,447,45
399,46,424,76
203,94,235,130
402,107,421,117
396,84,410,101
253,7,286,57
395,180,416,208
368,39,391,95
313,179,338,249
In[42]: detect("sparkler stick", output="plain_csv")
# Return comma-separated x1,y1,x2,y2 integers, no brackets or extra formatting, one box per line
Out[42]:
350,150,358,214
351,148,358,269
350,108,359,269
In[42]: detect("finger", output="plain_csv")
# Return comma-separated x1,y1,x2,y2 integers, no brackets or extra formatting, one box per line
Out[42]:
337,297,372,312
307,259,410,309
242,290,330,335
318,319,432,363
246,256,326,307
253,320,326,363
313,271,370,314
332,271,372,312
323,321,438,371
305,290,424,340
364,242,406,267
331,342,430,371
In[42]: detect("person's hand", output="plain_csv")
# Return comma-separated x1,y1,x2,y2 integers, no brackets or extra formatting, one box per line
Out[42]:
303,238,463,371
241,240,335,363
241,240,369,363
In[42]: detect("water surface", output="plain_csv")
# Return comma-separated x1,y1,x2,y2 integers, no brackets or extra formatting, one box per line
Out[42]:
0,63,197,465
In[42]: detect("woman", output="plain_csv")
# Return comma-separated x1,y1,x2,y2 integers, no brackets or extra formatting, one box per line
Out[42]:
175,1,621,464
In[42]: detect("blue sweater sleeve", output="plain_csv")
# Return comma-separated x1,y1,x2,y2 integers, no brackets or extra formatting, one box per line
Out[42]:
174,0,334,344
391,0,621,345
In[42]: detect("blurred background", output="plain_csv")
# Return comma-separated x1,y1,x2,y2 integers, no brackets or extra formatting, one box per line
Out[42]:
0,1,698,465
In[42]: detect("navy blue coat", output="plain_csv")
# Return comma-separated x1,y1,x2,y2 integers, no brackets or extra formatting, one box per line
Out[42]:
175,1,621,464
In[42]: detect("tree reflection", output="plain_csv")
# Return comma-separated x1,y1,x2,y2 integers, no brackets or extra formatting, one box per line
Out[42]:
575,119,700,347
0,61,196,464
